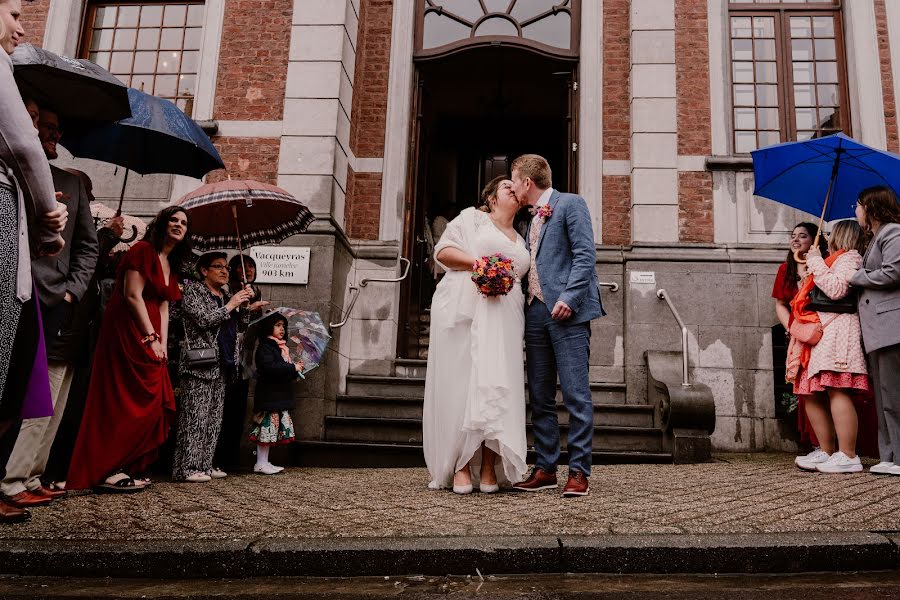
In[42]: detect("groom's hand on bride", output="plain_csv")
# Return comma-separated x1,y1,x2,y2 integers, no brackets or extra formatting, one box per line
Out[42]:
551,301,572,320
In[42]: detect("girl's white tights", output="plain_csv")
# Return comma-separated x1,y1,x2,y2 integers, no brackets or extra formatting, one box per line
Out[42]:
255,444,270,467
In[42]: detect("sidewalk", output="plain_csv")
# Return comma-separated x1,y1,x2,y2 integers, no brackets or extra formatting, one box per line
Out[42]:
2,453,900,577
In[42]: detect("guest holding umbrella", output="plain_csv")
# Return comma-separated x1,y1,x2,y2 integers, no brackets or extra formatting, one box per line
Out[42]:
67,206,190,492
172,252,253,482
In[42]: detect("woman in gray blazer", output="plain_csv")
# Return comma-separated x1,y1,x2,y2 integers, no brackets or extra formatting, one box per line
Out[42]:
851,186,900,476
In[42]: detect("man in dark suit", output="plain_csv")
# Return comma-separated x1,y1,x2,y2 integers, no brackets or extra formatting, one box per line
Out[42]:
1,106,98,508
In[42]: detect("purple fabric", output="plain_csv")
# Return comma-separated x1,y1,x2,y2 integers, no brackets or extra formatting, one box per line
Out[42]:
20,286,53,419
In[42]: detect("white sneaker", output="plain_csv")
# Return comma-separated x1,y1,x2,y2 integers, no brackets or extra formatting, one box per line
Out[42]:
890,464,900,476
816,451,863,474
795,448,830,471
184,471,211,483
209,468,227,479
254,463,282,475
870,461,896,475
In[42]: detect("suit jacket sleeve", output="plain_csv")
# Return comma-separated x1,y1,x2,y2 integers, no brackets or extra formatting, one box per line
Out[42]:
64,178,99,301
0,52,60,245
850,225,900,290
558,196,597,312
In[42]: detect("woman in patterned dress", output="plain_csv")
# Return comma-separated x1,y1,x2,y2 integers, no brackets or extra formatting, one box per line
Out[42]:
791,220,870,473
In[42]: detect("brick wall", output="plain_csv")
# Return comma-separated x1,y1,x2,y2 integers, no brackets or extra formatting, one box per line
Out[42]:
876,0,899,153
602,175,631,246
345,168,382,240
346,0,393,240
21,0,50,48
212,0,292,121
678,172,713,243
206,137,281,185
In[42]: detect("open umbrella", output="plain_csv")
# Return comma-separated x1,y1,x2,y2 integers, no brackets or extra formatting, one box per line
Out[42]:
174,179,315,284
11,44,131,122
246,307,330,377
752,132,900,261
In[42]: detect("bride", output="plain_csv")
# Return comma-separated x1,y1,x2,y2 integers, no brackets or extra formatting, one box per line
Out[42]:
423,177,530,494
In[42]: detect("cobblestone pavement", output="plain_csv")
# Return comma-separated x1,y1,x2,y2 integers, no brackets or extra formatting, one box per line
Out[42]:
2,453,900,541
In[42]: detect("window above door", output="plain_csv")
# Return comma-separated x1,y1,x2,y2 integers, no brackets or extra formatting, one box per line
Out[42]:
415,0,579,61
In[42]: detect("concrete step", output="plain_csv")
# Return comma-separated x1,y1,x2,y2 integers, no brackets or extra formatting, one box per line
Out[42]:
344,375,628,404
323,416,664,453
336,395,655,427
294,440,672,467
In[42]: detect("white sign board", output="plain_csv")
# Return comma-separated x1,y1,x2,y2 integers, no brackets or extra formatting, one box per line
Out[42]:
629,271,656,285
250,247,310,285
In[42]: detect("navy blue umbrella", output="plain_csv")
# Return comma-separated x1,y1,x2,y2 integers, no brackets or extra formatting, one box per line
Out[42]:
61,87,224,180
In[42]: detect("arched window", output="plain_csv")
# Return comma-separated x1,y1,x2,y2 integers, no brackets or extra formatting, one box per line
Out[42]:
415,0,579,60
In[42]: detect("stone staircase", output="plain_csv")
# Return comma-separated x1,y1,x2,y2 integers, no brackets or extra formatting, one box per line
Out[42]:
295,360,674,467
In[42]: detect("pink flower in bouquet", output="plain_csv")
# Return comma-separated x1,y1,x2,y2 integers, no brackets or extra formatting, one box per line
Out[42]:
471,253,517,297
536,204,553,221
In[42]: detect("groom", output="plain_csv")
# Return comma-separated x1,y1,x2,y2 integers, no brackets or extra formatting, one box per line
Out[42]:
510,154,604,497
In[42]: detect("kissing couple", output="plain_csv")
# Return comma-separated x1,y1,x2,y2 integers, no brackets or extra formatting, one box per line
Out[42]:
423,154,605,497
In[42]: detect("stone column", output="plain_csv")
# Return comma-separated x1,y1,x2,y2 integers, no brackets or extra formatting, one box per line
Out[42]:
630,0,679,242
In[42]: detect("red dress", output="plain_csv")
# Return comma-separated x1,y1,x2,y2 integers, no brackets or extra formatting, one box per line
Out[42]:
67,242,180,489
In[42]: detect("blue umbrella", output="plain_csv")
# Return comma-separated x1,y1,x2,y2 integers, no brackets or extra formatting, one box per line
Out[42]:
753,132,900,227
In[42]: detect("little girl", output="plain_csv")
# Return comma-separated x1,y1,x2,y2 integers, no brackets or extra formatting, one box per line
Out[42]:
789,219,870,473
250,312,303,475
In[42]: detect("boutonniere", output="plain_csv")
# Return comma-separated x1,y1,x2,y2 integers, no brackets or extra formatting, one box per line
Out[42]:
536,204,553,222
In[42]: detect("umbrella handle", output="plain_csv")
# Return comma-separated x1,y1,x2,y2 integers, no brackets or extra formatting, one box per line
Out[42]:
118,224,139,244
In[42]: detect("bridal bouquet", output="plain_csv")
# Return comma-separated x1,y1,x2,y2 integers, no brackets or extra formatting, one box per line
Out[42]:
471,253,517,297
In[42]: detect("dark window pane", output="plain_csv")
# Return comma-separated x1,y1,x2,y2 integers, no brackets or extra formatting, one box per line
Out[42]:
755,62,777,83
521,13,569,47
792,62,814,84
732,39,753,61
733,61,754,83
734,84,755,105
815,39,836,61
817,84,840,106
735,107,756,130
816,61,838,83
113,28,136,50
163,4,187,27
140,6,163,28
137,28,159,50
793,84,815,106
117,6,139,27
754,39,776,61
731,17,752,38
813,16,834,38
790,16,812,38
758,107,779,130
756,84,778,106
791,39,813,61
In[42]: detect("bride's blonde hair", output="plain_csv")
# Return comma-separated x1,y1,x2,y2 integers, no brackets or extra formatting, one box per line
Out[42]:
477,175,507,213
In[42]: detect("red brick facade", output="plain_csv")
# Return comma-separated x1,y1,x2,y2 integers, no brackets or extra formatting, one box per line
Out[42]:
876,0,900,153
206,137,281,185
212,0,292,121
21,0,50,48
678,172,714,243
602,175,631,247
345,0,393,240
345,168,382,241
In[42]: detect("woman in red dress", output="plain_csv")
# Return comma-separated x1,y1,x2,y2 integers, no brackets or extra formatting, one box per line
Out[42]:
67,207,191,492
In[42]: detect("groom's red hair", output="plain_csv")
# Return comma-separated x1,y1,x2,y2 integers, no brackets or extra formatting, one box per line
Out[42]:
511,154,552,190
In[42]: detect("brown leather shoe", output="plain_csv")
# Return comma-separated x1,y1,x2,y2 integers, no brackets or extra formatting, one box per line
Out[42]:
30,485,66,500
512,468,558,491
562,471,589,497
6,490,53,508
0,500,31,523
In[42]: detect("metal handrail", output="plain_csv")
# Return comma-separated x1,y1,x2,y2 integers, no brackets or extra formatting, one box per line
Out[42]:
656,289,691,387
329,258,411,329
599,281,619,292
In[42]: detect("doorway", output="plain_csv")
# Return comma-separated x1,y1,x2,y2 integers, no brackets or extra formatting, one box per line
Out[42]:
399,46,576,359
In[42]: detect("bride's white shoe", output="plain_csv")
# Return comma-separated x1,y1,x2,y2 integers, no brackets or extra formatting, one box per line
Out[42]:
478,482,499,493
452,483,473,494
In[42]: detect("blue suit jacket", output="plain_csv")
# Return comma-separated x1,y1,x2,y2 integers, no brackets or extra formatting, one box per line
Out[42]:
525,189,605,324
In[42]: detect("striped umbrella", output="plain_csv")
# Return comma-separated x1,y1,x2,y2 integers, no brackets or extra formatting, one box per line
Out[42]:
175,179,315,258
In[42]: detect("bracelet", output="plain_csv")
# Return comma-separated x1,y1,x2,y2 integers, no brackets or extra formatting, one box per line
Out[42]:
141,332,160,345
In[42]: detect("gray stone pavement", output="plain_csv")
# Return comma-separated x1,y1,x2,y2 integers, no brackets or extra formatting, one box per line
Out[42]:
2,453,900,541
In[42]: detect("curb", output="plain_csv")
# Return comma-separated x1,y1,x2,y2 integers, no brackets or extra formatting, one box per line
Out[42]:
2,532,898,578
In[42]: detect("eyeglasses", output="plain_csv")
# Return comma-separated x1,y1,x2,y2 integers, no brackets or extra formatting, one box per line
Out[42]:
208,264,229,271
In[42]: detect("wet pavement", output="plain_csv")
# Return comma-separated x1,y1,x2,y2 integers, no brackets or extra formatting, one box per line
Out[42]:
2,453,899,541
3,571,900,599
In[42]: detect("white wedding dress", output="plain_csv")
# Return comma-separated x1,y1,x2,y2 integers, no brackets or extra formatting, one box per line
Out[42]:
423,207,530,489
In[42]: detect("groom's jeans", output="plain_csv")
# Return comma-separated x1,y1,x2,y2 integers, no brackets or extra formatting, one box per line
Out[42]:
525,300,593,476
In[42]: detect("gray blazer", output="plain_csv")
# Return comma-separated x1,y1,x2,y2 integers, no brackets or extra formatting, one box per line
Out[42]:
525,189,605,325
31,165,98,307
850,222,900,353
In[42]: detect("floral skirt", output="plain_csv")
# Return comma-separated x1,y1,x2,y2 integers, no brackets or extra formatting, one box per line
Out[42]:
794,368,870,395
248,411,296,446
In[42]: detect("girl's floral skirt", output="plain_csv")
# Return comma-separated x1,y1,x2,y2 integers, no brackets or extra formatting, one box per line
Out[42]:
794,368,870,395
249,410,296,446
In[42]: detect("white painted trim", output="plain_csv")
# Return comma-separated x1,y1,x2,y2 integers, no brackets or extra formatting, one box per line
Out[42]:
192,0,227,121
378,0,415,242
886,0,900,144
41,0,86,57
578,0,603,240
216,120,284,138
352,156,384,173
844,0,887,149
707,0,729,156
602,160,632,176
677,155,707,172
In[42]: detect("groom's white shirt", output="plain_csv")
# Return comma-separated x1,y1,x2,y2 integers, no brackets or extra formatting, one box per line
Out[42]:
535,187,553,209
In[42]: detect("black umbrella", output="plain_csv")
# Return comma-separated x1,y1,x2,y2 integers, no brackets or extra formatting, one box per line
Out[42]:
11,44,131,122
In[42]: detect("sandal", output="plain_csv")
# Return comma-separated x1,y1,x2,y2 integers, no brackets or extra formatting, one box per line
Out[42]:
94,474,143,494
133,478,152,488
